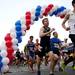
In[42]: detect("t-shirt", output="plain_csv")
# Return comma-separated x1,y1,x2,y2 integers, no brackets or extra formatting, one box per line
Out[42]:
68,11,75,34
50,37,61,51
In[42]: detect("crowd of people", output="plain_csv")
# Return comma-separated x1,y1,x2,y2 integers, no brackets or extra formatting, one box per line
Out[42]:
9,0,75,75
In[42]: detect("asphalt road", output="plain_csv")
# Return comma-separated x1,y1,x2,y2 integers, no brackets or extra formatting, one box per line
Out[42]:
0,62,75,75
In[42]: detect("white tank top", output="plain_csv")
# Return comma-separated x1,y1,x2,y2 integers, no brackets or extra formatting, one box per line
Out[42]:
68,11,75,34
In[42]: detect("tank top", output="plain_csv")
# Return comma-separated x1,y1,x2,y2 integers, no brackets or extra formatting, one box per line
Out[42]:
68,11,75,34
40,26,50,43
43,26,51,37
27,42,35,52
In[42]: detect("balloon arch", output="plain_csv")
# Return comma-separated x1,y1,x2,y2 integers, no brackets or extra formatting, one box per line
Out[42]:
0,4,69,72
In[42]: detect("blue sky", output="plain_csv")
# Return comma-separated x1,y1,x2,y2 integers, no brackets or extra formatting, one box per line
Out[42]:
0,0,73,50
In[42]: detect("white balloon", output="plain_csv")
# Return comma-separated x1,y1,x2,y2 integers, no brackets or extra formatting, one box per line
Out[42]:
31,19,34,25
2,57,9,65
31,10,36,20
1,65,9,73
41,5,47,13
10,28,16,33
10,32,16,38
21,24,27,31
10,28,16,38
12,45,18,50
32,16,35,21
0,42,6,50
40,13,43,18
13,51,16,55
20,16,26,25
0,50,7,57
12,39,18,45
0,45,6,50
22,31,26,36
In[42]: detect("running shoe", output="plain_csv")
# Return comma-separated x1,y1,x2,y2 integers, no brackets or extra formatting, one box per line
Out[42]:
59,67,63,71
72,66,75,70
37,70,41,75
49,73,54,75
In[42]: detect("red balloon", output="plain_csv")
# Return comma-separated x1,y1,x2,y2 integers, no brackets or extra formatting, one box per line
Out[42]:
7,47,14,64
26,15,31,19
7,47,14,54
48,4,54,8
26,19,31,25
6,41,12,48
43,12,48,16
43,8,49,16
6,33,10,36
60,14,65,18
7,55,14,64
47,4,54,12
5,33,12,41
46,7,50,12
26,25,30,30
43,4,54,16
26,11,31,15
7,54,13,57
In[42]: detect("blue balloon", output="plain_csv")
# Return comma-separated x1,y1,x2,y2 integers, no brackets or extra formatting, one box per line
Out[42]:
16,37,22,43
34,17,39,21
16,31,22,38
35,11,40,16
16,25,21,31
15,20,21,26
50,9,59,16
54,6,66,15
0,56,2,61
53,11,59,15
36,5,41,11
0,62,3,71
49,6,66,16
49,12,55,16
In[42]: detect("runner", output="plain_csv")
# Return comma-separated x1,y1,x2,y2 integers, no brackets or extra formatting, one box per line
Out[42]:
15,49,21,66
50,31,62,73
26,36,35,72
39,18,55,75
61,0,75,70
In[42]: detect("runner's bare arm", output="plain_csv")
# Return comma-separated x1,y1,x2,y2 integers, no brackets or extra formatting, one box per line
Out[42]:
62,14,70,31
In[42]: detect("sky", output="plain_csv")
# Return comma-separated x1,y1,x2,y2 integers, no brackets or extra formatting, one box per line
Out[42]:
0,0,73,51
